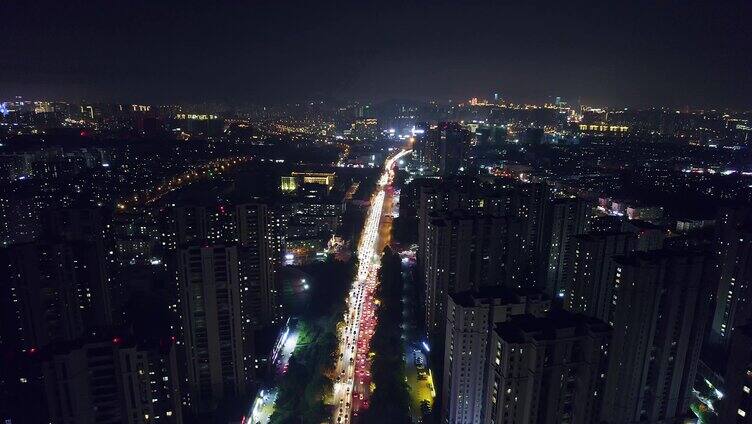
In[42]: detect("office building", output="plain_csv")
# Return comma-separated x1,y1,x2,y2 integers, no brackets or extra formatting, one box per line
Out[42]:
288,172,336,192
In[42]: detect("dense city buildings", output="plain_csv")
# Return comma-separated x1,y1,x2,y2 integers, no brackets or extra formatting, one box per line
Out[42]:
0,92,752,424
1,2,752,423
0,92,751,424
0,94,399,422
1,7,751,420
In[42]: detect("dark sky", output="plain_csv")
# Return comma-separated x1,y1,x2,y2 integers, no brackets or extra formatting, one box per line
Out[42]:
2,0,751,108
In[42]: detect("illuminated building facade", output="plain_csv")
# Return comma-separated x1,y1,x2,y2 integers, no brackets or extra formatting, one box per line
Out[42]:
290,172,336,192
577,123,629,133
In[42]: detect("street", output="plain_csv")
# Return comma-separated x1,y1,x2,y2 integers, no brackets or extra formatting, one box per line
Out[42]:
244,319,299,424
331,148,411,424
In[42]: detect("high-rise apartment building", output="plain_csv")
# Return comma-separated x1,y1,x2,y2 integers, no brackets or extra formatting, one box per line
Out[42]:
485,311,610,424
545,197,591,298
601,250,714,423
416,178,481,273
516,183,551,289
237,203,283,326
166,202,282,327
42,338,182,424
565,232,636,322
1,238,112,350
424,212,522,333
176,245,247,411
166,205,238,249
414,122,472,176
710,207,752,348
719,323,752,423
442,287,549,424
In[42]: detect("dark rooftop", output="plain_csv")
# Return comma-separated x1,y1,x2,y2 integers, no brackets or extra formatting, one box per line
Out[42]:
495,310,609,344
450,286,547,308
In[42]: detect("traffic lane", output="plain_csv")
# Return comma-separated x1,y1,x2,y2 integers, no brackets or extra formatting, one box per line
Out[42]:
331,150,409,423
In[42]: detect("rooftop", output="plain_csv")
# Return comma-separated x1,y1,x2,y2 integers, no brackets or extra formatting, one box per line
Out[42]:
450,286,547,308
495,310,609,343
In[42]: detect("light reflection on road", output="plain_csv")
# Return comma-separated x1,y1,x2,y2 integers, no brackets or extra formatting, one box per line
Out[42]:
331,149,411,424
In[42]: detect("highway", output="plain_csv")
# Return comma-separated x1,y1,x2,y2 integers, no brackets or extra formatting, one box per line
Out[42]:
331,148,411,424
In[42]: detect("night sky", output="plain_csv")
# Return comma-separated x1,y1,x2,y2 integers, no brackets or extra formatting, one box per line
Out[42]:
2,0,750,108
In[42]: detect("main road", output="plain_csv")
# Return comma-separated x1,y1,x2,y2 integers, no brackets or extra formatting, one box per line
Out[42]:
331,148,411,424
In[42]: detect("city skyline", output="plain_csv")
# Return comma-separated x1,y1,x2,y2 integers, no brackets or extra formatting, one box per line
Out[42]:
2,1,751,108
2,3,752,424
